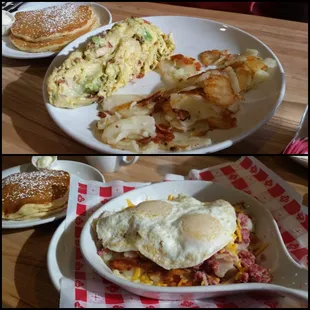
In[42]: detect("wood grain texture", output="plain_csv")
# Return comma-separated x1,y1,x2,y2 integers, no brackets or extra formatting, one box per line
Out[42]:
2,155,308,307
2,2,308,154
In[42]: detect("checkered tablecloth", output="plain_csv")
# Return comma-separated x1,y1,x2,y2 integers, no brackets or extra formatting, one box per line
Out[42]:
60,156,308,308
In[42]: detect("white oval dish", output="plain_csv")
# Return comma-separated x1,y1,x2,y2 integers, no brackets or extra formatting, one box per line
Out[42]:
2,160,105,229
43,15,285,154
80,181,307,301
2,2,112,59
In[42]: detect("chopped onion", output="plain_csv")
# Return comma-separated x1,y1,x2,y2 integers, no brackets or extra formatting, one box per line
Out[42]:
245,49,259,56
263,57,277,69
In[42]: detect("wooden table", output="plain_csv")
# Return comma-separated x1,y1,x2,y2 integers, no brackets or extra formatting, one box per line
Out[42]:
2,2,308,154
2,155,308,308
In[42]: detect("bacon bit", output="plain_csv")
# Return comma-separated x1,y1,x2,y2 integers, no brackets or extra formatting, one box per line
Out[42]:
98,112,107,118
143,19,151,24
98,111,114,118
109,258,154,271
137,91,163,107
56,79,65,85
97,96,105,104
171,54,185,61
108,42,113,48
173,108,191,121
152,124,175,144
137,137,152,145
182,58,191,65
171,54,197,65
195,62,202,71
115,125,119,128
137,73,145,79
138,60,142,65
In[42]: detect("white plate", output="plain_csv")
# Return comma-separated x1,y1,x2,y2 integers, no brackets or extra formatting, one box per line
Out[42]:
291,156,308,168
43,16,285,154
2,2,112,59
80,181,307,301
2,160,105,229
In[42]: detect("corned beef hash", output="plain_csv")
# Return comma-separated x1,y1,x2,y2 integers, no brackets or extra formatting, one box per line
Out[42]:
94,194,271,287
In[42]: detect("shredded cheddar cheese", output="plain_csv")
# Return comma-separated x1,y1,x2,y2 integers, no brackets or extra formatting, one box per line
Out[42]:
235,271,242,281
140,274,152,284
236,219,242,242
168,195,175,201
210,275,220,283
234,207,243,214
225,242,237,256
235,260,242,271
132,268,141,281
254,243,269,256
235,260,248,274
177,278,186,286
126,199,135,208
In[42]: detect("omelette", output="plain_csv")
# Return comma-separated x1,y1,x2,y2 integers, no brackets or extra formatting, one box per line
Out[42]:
47,17,175,108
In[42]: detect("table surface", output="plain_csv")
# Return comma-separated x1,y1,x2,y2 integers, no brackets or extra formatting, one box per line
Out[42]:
2,2,308,154
2,155,308,308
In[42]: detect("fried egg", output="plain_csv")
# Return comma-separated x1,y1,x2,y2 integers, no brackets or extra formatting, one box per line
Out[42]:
96,195,236,270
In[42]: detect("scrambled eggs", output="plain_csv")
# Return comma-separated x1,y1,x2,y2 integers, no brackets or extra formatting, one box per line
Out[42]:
47,17,175,108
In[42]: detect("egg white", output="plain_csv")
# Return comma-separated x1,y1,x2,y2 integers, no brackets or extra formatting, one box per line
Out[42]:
96,194,237,270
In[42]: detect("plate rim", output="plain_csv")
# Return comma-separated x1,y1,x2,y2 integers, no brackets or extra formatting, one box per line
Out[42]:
290,156,308,168
47,219,66,291
1,1,112,59
42,15,286,154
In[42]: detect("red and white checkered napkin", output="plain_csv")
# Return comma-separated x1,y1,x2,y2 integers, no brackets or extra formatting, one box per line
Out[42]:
60,156,308,308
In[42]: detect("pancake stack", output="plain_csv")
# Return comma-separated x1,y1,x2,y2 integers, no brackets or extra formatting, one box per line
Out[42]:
10,3,100,53
2,170,70,220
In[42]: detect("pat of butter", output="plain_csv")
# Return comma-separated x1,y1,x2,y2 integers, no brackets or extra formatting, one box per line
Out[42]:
36,156,55,168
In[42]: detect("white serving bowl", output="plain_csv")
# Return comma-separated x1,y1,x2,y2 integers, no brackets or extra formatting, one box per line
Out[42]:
80,181,308,302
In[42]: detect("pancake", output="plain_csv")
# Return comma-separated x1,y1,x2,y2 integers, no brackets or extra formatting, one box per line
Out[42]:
11,3,95,42
10,15,100,53
2,170,70,221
